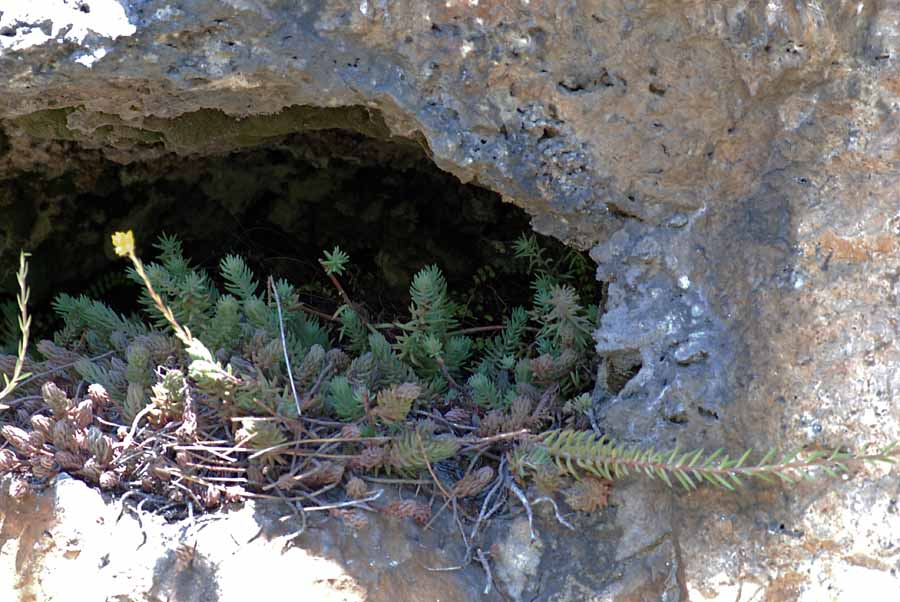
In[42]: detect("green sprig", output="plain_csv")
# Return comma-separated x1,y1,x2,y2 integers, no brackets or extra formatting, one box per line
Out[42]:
518,429,899,491
321,246,350,276
0,252,32,408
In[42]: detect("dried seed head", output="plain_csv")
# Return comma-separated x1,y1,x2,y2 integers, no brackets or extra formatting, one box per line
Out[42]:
303,462,344,487
345,477,368,500
30,415,53,439
326,348,350,373
382,499,431,525
27,430,46,450
55,450,85,471
1,425,35,455
72,399,94,429
330,508,369,530
451,466,495,498
372,382,420,424
477,411,505,436
444,407,470,424
174,396,197,443
35,452,56,469
30,453,58,478
351,446,386,470
295,344,326,389
87,383,110,407
42,382,73,416
99,471,120,490
563,477,612,513
32,464,53,479
73,430,89,452
340,424,361,439
52,419,76,451
530,354,554,382
80,458,102,483
508,396,533,424
0,449,21,472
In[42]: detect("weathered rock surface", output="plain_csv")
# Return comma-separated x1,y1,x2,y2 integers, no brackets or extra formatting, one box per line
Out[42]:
1,1,899,600
0,473,498,602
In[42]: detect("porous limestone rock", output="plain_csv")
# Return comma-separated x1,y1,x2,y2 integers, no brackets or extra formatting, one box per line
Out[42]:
1,1,898,600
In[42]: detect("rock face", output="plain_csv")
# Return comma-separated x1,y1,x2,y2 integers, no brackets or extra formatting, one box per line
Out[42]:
0,473,497,602
1,1,899,600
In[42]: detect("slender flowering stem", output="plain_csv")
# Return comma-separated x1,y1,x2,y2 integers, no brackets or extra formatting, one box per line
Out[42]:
0,252,32,408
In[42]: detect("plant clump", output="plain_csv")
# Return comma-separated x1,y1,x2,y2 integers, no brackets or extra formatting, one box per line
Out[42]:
0,230,897,569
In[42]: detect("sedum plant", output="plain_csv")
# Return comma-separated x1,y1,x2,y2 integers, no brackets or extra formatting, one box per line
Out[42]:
0,230,895,542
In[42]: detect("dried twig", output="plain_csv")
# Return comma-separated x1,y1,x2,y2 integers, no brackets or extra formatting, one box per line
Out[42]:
417,430,453,500
288,302,337,323
464,429,531,447
434,355,462,391
508,480,535,540
360,475,432,486
476,548,493,595
272,476,307,538
532,496,575,531
301,359,335,411
244,434,391,459
269,276,302,419
120,405,156,456
301,489,382,511
467,456,508,559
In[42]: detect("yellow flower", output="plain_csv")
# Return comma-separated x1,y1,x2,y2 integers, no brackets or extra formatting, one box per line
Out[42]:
111,231,135,257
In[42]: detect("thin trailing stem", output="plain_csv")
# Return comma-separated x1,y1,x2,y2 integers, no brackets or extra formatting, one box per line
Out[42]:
112,230,237,387
434,354,463,391
527,429,899,491
319,255,371,330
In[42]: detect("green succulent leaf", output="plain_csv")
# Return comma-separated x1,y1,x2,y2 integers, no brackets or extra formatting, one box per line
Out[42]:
321,246,350,276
